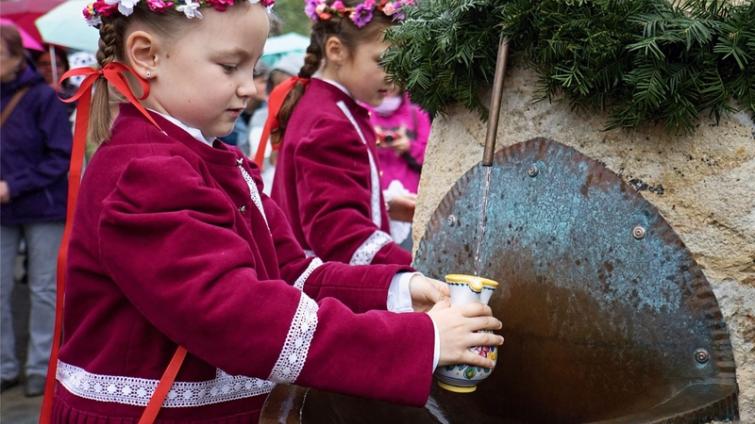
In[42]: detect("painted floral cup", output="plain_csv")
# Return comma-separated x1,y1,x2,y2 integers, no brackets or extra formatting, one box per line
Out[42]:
434,274,499,393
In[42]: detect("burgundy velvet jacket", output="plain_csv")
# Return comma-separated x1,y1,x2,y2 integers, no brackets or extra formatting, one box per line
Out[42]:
270,79,412,266
53,104,434,423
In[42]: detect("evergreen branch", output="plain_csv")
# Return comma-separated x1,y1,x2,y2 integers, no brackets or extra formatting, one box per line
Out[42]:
383,0,755,133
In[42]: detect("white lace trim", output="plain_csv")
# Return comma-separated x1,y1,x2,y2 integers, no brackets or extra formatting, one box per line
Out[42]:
268,294,319,384
349,230,393,265
236,158,269,229
294,258,323,291
56,361,274,408
336,101,382,228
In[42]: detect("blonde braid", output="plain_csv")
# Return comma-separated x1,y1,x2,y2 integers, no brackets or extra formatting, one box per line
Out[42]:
89,19,126,144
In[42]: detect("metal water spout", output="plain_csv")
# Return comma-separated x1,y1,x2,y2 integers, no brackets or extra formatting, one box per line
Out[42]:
482,37,509,167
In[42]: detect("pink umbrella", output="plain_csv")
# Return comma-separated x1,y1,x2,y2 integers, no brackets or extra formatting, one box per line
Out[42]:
0,17,43,51
0,0,66,47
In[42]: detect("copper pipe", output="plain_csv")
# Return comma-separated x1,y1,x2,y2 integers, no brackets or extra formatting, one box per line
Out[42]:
482,37,510,167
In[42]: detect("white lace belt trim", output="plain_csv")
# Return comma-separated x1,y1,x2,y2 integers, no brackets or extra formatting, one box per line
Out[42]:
294,258,323,291
56,361,274,408
268,294,319,384
350,230,393,265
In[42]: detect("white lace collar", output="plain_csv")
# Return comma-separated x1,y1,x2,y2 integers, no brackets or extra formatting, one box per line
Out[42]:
149,109,215,146
313,74,352,99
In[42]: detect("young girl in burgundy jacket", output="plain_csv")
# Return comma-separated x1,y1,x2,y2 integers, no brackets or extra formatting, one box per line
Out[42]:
42,1,503,423
270,0,416,266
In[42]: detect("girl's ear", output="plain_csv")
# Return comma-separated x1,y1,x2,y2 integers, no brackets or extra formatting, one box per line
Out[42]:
125,30,159,80
324,35,347,66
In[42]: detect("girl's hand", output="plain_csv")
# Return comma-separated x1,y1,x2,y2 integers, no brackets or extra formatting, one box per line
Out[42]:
389,126,410,154
428,301,504,368
409,274,449,312
387,194,416,222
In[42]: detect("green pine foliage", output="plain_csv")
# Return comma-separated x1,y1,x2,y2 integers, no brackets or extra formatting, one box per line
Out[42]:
383,0,755,133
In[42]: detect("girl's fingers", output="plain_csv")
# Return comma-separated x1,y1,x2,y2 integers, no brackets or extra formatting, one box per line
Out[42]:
433,279,450,297
467,331,504,347
460,350,495,369
466,316,502,332
458,302,493,318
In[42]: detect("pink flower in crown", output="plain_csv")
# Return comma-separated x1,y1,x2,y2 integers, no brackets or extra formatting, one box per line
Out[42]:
92,0,119,16
83,3,103,26
206,0,235,11
350,1,374,28
146,0,175,12
331,0,346,13
259,0,276,6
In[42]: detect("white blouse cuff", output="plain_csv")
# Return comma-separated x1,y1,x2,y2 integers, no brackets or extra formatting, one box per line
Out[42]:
387,272,440,370
386,272,418,313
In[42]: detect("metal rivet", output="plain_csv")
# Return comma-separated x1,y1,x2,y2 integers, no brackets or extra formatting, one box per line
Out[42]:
527,165,539,177
694,348,710,364
448,215,457,226
632,225,646,239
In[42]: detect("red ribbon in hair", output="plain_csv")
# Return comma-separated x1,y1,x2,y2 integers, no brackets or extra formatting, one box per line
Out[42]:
254,76,309,169
39,62,166,423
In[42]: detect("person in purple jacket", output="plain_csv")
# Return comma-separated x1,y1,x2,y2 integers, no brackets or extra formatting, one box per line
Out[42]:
0,23,72,397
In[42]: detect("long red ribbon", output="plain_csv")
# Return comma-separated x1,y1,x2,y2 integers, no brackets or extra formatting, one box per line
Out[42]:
253,76,309,168
39,62,172,424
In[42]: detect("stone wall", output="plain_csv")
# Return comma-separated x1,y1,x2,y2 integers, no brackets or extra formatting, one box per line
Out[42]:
413,66,755,420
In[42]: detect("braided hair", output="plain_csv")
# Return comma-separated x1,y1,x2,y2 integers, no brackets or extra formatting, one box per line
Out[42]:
272,0,392,145
87,6,188,144
89,19,128,144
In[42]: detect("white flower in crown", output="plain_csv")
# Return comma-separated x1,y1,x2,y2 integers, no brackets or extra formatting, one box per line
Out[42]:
176,0,203,18
103,0,140,16
119,0,140,15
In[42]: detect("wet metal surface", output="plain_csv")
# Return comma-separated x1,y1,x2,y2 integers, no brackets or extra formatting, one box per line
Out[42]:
260,138,738,423
415,138,738,423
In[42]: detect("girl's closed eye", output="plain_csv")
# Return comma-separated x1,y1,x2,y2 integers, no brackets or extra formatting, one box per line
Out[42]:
220,63,239,73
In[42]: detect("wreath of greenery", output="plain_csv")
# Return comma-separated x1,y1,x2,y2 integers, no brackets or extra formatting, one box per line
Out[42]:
382,0,754,133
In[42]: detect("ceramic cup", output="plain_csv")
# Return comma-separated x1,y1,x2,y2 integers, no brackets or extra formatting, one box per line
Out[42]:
434,274,499,393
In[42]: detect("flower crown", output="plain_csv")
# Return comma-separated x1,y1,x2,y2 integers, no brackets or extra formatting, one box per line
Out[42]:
305,0,414,29
84,0,275,28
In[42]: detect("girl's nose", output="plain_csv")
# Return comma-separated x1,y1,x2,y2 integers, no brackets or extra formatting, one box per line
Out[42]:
237,75,257,98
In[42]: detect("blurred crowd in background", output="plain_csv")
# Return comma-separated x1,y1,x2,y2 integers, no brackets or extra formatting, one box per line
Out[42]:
0,1,431,400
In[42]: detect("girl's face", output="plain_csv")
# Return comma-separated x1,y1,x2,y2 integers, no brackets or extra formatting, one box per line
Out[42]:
335,32,391,107
142,4,269,137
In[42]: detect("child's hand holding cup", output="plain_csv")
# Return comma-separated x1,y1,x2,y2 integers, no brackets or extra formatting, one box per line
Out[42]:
430,274,502,393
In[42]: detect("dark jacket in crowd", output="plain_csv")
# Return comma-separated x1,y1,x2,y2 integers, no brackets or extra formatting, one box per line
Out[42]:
1,64,72,225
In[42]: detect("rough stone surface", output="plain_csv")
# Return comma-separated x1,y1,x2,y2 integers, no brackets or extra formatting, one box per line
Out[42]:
413,65,755,421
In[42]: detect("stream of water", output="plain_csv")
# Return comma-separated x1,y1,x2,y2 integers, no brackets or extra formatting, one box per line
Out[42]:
472,166,493,276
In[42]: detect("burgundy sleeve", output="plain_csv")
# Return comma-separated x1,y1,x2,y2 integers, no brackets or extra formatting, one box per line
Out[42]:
261,192,414,313
293,118,411,265
97,155,433,405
